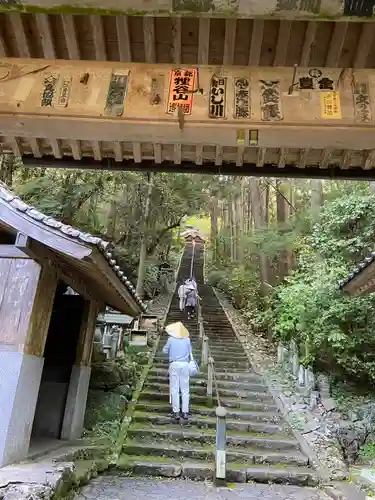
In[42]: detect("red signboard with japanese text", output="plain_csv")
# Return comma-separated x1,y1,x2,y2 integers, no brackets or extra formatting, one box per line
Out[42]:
167,68,197,115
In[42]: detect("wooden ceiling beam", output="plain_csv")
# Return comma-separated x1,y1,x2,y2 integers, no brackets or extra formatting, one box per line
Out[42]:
9,13,30,58
171,17,181,65
354,23,374,69
90,15,107,61
61,14,80,60
326,22,348,68
300,21,317,67
249,19,263,66
198,18,210,65
116,15,131,62
223,19,236,66
35,14,55,59
274,21,292,67
143,17,156,64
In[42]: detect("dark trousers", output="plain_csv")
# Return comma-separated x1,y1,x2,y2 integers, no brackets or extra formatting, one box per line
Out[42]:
186,305,196,316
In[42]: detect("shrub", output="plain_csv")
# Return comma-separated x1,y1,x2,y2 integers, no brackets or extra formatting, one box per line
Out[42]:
253,193,375,384
207,270,227,288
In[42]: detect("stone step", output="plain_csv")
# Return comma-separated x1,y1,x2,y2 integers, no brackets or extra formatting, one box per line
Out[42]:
127,427,300,452
206,348,246,356
154,352,249,362
147,367,259,381
116,455,317,486
202,331,240,337
132,411,286,434
203,331,239,337
204,337,243,344
135,402,282,423
122,440,309,466
137,400,281,424
142,383,273,402
145,376,266,392
152,360,250,370
138,392,277,411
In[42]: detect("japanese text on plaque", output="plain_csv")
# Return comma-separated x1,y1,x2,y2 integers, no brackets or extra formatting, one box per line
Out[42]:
209,75,227,119
320,91,341,119
167,68,197,115
353,83,372,123
234,78,250,119
260,80,283,121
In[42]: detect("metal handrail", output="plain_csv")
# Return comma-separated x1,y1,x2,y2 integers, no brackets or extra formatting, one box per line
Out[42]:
197,300,221,406
208,346,221,407
190,242,226,484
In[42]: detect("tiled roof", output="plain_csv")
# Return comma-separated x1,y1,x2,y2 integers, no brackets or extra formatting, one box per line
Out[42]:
0,181,146,312
338,251,375,289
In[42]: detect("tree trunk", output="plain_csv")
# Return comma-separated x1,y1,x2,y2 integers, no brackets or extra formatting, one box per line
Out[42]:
0,154,16,186
237,178,245,263
232,200,238,263
287,180,296,271
276,179,288,281
210,196,219,262
136,172,155,299
221,202,229,260
264,182,270,225
310,179,323,213
249,178,269,295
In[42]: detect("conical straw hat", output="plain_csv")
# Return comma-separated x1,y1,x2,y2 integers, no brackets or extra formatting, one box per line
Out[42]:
165,322,189,339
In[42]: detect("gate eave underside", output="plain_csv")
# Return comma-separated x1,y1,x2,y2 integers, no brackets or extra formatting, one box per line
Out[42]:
2,58,375,179
1,8,375,69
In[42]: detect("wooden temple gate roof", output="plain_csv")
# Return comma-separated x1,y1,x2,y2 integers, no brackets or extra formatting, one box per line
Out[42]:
0,181,146,315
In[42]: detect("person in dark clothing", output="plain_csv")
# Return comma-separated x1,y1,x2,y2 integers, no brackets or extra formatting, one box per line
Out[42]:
185,287,197,319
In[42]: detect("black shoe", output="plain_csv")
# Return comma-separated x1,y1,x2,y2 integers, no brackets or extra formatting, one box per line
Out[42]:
181,412,189,424
171,412,180,424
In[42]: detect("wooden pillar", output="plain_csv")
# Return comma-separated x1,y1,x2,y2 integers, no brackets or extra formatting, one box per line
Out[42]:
75,299,100,366
61,300,100,440
0,255,57,466
23,265,58,356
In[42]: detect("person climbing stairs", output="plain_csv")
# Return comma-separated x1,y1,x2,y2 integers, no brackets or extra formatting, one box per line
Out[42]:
118,242,317,485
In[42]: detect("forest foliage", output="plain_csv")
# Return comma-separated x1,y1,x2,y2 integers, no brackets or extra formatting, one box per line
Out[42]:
207,179,375,387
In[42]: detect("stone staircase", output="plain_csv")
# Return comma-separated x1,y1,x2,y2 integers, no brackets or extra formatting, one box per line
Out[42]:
118,243,318,485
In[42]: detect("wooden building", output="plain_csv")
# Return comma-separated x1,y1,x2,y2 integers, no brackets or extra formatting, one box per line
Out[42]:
339,252,375,296
0,181,145,467
181,229,205,244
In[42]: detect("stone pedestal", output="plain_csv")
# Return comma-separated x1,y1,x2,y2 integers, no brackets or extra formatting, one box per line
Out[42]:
306,369,315,390
277,343,283,364
61,365,91,440
298,365,306,387
0,352,44,467
282,347,290,370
